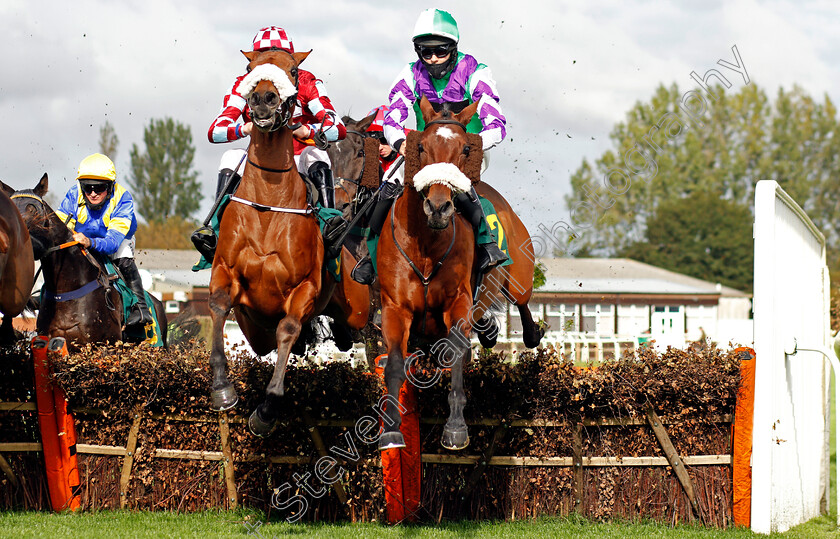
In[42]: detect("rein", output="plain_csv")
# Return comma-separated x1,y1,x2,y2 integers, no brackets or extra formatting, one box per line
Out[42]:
389,198,458,334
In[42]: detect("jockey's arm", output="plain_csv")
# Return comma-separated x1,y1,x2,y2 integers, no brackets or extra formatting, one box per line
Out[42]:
208,77,249,143
467,64,507,150
296,74,346,142
383,65,415,154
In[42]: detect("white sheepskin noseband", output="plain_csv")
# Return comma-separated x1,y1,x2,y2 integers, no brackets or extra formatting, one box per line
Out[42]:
236,64,297,100
412,162,472,193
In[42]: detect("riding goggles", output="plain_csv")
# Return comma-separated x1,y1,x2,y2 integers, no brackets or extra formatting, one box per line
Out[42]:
81,181,109,194
415,44,453,60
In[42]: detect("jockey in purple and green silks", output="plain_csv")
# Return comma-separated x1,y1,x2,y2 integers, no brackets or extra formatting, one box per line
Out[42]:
350,8,509,286
383,9,506,156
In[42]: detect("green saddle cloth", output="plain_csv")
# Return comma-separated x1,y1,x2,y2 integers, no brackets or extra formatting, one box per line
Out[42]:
191,196,341,280
365,195,511,271
478,196,511,267
103,260,164,347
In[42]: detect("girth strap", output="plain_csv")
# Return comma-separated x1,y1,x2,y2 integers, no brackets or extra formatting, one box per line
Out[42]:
230,196,313,214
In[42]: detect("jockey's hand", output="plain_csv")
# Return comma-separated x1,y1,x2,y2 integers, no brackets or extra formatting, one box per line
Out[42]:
241,122,253,137
292,125,311,141
398,143,406,156
73,232,91,248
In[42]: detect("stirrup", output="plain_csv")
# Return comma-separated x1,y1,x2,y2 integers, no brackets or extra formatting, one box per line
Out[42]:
477,243,509,273
191,227,217,260
351,257,375,285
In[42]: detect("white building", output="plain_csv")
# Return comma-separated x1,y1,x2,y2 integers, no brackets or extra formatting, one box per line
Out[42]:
496,258,752,359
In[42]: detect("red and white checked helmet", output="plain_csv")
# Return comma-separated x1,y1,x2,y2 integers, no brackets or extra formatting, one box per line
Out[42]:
251,26,294,53
366,105,389,132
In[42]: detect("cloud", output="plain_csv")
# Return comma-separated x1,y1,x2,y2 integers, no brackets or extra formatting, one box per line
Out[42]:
0,0,839,238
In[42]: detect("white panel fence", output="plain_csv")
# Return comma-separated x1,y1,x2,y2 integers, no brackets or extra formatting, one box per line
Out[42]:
752,180,833,534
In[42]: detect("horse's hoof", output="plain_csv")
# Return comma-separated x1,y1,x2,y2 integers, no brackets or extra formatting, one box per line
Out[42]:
248,408,276,438
378,431,406,450
441,427,469,451
210,385,238,411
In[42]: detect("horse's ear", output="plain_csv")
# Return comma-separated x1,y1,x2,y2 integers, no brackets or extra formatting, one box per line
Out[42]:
403,130,424,188
242,50,258,62
292,50,311,65
455,101,480,127
357,111,378,133
463,134,484,184
34,173,48,197
418,97,436,125
0,179,14,197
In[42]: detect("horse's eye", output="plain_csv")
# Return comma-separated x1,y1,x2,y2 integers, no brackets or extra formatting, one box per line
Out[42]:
462,145,471,156
246,64,252,74
290,68,298,79
418,143,424,153
357,149,364,158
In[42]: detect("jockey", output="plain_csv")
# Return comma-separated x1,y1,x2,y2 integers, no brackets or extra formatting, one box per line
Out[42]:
191,26,346,260
55,153,153,328
351,9,508,284
365,105,403,177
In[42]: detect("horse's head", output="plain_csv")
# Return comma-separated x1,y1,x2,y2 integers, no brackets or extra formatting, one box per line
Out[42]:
240,49,310,132
326,113,383,217
6,173,65,259
406,97,482,230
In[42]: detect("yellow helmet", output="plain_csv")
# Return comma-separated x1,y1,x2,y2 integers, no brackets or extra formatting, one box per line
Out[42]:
76,153,116,182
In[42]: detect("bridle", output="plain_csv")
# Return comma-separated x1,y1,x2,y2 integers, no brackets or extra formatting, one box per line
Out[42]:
333,129,380,215
10,192,115,307
245,49,301,133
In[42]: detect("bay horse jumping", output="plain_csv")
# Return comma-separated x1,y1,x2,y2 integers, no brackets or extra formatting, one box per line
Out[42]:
208,48,366,435
5,174,167,349
330,110,545,350
377,98,544,451
0,183,34,344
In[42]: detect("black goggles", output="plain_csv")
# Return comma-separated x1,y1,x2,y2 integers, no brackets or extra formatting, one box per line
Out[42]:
82,182,109,194
415,44,453,60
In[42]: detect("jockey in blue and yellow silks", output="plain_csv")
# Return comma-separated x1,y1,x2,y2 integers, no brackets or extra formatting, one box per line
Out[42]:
55,153,153,328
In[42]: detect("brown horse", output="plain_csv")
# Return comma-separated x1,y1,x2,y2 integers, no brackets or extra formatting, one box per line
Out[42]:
5,174,167,349
330,112,545,351
377,98,545,451
208,48,365,435
0,182,34,343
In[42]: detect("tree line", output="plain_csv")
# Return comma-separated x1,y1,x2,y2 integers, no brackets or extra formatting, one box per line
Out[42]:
563,83,840,292
97,118,201,250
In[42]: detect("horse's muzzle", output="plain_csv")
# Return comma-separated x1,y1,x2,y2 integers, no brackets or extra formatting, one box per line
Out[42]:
424,198,454,229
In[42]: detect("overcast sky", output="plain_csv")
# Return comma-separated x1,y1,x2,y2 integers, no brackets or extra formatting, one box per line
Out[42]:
2,0,839,235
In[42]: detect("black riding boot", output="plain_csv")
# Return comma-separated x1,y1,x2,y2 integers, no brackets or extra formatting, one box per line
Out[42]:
191,168,240,260
115,258,154,327
454,188,509,273
308,161,335,209
350,182,401,285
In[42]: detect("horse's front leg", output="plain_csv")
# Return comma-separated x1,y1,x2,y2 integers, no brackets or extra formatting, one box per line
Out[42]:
440,296,473,450
248,283,316,437
378,301,410,450
208,287,238,411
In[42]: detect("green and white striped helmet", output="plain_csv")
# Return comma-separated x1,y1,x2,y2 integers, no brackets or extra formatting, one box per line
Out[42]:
412,8,459,45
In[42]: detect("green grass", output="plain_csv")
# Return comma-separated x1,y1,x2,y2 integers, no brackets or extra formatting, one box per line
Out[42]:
0,510,837,538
